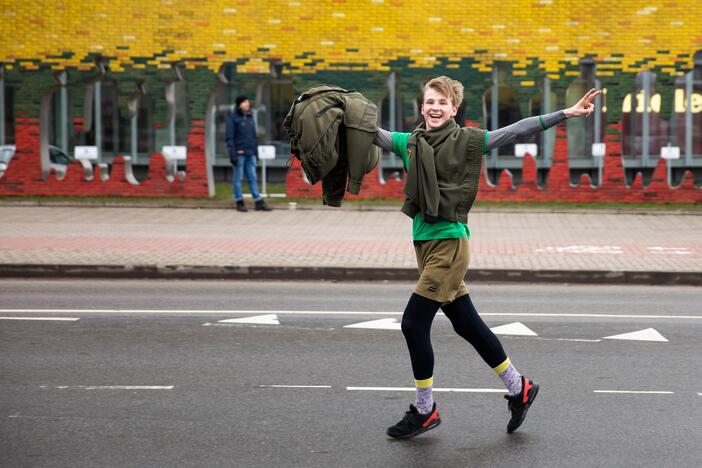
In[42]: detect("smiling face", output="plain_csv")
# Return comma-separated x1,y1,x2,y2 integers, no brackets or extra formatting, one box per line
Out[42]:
421,88,458,130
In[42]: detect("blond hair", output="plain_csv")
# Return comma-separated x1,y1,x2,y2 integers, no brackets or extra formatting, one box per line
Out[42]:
423,76,464,108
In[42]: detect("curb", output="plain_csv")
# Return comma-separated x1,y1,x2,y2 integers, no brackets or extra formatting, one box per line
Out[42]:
0,200,700,215
1,264,700,286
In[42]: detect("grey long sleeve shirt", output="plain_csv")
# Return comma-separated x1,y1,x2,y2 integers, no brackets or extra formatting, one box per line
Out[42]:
374,110,566,153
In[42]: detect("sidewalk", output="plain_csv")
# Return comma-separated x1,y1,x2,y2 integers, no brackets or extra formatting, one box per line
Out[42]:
1,206,701,285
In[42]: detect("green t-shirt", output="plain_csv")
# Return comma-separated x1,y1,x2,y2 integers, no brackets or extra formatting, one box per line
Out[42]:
391,132,470,241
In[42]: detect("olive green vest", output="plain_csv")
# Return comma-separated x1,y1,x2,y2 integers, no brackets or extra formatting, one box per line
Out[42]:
402,120,485,224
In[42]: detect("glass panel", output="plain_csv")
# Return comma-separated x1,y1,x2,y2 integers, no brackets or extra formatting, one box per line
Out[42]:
212,64,260,163
100,79,122,156
137,94,155,156
483,64,524,155
4,82,15,145
621,71,667,160
48,82,71,152
173,79,189,146
267,77,293,143
671,52,702,157
565,59,606,160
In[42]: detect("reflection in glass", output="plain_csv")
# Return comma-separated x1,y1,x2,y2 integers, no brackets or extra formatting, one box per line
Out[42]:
1,69,15,146
621,71,667,159
566,58,606,186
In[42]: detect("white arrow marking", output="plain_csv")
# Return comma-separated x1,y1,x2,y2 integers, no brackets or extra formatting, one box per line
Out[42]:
218,314,280,325
603,328,668,342
343,318,401,330
490,322,538,336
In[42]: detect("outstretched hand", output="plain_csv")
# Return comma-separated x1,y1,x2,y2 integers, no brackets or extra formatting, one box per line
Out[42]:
564,88,602,118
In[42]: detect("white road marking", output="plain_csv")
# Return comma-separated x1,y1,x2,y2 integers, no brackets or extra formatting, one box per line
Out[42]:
347,387,506,393
259,385,331,389
603,328,669,342
551,338,602,343
0,309,700,320
343,318,401,330
698,393,702,396
647,247,691,255
535,245,623,254
0,317,79,321
594,390,674,394
40,385,174,390
218,314,280,325
490,322,537,336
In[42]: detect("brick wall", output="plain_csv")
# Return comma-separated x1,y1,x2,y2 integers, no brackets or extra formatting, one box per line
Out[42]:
1,0,701,201
0,119,209,197
285,122,702,204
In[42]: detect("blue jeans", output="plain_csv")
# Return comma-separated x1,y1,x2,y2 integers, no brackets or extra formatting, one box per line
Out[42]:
232,152,261,201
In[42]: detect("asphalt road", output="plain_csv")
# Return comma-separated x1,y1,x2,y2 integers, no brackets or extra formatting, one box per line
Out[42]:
1,280,701,467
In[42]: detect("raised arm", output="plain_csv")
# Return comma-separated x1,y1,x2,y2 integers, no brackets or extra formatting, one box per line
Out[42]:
374,127,393,151
486,88,601,152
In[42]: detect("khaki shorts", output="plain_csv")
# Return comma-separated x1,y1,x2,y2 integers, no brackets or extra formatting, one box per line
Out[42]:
413,237,470,304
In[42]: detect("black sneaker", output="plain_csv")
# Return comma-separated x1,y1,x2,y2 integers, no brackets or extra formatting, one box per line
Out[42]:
255,199,272,211
235,200,248,212
504,376,539,433
386,403,441,439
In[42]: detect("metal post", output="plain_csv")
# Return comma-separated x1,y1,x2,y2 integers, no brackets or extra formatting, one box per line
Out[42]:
60,72,68,152
642,72,650,165
543,76,552,166
594,79,602,144
262,159,267,196
685,72,693,165
490,67,499,161
131,100,138,164
169,83,176,146
388,72,396,132
208,104,216,165
95,80,102,162
594,78,603,179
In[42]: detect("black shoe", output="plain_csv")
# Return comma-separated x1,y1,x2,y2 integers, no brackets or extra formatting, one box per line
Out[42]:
255,199,272,211
504,376,539,433
235,200,248,212
386,403,441,439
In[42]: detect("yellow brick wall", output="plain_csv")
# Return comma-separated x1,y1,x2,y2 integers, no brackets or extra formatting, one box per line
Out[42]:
1,0,700,75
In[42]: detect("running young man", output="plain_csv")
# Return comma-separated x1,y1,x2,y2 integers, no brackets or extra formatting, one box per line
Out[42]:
373,76,601,439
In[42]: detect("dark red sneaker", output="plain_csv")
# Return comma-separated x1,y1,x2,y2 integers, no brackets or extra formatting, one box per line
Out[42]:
504,376,539,433
386,403,441,439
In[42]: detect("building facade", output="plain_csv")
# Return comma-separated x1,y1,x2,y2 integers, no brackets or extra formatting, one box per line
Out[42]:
1,0,701,201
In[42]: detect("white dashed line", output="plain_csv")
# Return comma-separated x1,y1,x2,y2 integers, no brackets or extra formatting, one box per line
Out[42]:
41,385,174,390
1,309,699,320
593,390,674,394
347,387,506,393
0,317,79,321
259,385,331,389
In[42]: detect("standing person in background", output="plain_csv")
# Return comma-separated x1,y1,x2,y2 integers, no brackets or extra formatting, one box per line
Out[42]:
226,95,272,212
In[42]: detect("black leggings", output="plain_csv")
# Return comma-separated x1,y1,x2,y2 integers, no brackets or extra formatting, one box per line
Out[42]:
401,293,507,381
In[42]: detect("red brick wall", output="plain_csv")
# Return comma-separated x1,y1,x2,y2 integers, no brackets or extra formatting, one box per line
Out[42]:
285,122,702,204
0,118,209,198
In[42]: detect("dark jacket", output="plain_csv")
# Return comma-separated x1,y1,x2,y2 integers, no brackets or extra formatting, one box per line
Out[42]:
226,109,258,160
283,84,379,207
402,120,486,224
